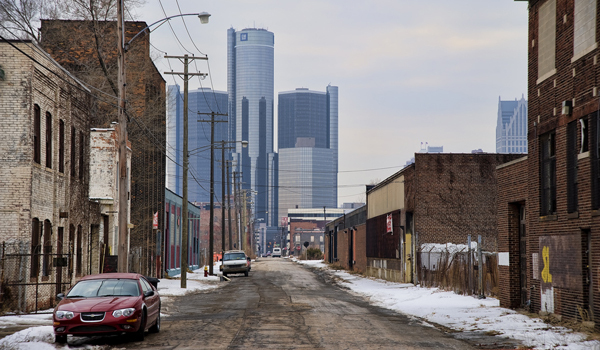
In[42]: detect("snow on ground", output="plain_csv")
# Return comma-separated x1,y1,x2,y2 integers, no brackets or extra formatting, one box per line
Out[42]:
294,258,600,350
0,266,222,349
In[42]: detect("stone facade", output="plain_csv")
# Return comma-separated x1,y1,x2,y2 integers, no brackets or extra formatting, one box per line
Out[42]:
0,40,98,311
39,20,167,277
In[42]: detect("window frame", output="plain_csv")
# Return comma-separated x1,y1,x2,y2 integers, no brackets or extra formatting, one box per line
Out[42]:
540,131,557,216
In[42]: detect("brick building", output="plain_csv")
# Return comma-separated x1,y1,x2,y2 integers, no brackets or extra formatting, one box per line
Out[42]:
0,40,100,310
497,0,600,325
290,219,326,257
324,206,367,273
363,153,519,286
39,20,167,276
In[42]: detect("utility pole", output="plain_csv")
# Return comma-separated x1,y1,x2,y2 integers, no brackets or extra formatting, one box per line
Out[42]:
116,0,129,273
221,142,226,253
165,55,207,288
198,112,227,275
227,161,232,250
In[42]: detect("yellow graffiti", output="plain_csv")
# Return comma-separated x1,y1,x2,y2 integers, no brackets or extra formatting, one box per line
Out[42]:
541,246,552,283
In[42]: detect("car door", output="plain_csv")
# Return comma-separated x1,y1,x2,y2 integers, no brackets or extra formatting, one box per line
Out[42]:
140,277,159,326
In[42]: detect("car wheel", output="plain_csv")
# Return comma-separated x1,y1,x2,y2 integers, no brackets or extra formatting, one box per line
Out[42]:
148,306,160,333
244,270,249,277
132,311,146,341
55,334,67,344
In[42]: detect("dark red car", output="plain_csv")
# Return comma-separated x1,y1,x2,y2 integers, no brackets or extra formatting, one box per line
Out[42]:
53,273,161,344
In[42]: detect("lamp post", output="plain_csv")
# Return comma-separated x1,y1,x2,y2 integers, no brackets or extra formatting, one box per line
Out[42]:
115,2,210,275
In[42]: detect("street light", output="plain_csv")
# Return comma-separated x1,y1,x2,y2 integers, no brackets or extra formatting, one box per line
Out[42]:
115,2,210,277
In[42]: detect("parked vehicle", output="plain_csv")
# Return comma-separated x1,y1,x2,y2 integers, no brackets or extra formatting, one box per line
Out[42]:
220,250,251,277
53,273,161,344
272,247,281,258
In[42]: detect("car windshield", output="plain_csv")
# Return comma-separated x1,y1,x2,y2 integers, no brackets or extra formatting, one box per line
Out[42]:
223,253,246,261
67,279,140,298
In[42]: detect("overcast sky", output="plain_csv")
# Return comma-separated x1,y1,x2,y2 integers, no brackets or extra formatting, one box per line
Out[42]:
134,0,529,206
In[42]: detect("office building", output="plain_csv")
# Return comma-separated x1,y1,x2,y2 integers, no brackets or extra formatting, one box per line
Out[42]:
166,86,228,203
277,87,339,220
496,95,527,154
227,27,277,227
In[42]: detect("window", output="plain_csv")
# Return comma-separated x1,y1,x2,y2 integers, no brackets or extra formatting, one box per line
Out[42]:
311,236,314,242
42,220,52,277
574,0,597,59
59,120,64,173
71,126,76,177
79,132,84,180
567,121,578,213
538,0,556,82
591,115,600,209
581,118,589,153
33,105,41,164
30,218,41,278
45,112,52,168
540,132,556,215
76,225,82,276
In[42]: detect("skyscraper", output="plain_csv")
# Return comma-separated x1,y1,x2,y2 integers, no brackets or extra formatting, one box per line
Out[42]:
496,95,528,154
166,86,228,202
227,27,277,227
277,86,339,219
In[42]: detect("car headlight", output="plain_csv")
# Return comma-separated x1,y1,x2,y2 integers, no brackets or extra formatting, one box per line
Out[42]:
112,308,136,318
55,310,74,320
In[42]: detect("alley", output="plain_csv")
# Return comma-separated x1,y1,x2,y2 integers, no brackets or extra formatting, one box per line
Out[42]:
109,259,471,349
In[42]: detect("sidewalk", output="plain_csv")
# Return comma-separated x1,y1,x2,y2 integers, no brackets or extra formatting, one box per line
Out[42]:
294,258,600,350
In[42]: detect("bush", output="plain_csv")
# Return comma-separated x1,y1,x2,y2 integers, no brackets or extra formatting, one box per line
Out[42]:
306,248,323,260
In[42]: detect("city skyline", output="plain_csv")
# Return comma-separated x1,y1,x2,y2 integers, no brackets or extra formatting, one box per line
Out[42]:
138,1,529,206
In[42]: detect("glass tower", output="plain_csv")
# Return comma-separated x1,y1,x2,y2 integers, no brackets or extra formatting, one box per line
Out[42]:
496,95,528,154
227,27,278,227
277,86,339,220
166,85,229,203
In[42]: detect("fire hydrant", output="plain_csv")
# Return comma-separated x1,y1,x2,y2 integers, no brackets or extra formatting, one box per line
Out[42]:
204,265,208,277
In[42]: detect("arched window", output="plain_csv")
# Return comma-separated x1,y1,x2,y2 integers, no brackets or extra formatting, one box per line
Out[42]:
30,218,41,278
33,105,41,164
76,225,83,276
45,112,52,169
42,220,52,277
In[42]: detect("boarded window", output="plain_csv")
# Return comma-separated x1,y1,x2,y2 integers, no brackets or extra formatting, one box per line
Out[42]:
540,132,556,215
574,0,596,58
538,0,556,81
45,112,52,168
33,105,41,164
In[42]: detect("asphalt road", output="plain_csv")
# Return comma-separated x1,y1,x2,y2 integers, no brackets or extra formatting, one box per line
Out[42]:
110,258,474,350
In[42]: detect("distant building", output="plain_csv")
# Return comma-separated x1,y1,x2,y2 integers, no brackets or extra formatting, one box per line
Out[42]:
496,95,527,154
405,143,444,166
228,27,278,227
342,202,365,209
166,86,228,202
277,87,339,220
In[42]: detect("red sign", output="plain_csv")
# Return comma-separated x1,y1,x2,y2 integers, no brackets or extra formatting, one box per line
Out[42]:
386,214,393,234
152,211,159,229
281,216,288,227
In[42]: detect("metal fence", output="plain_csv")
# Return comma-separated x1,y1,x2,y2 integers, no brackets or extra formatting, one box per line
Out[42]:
0,241,72,314
416,245,498,297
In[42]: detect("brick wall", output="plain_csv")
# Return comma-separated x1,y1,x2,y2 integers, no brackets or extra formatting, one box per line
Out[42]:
0,41,98,310
497,156,528,309
414,153,522,252
526,0,600,325
40,20,167,276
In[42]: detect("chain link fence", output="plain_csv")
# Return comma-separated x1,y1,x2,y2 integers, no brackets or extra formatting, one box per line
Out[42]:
416,244,498,297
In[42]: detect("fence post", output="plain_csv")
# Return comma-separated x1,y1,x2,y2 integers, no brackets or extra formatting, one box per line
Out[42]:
467,235,472,295
478,235,485,299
